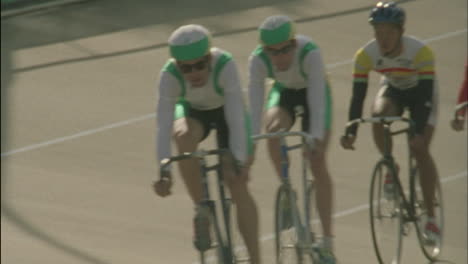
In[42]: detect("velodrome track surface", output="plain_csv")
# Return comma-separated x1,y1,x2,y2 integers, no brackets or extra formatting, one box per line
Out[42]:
1,0,466,263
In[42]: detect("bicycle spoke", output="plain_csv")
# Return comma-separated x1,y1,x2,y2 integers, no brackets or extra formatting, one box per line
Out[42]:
370,161,403,264
275,187,313,264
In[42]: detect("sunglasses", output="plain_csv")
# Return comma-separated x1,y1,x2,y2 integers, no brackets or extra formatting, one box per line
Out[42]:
177,57,209,74
265,41,296,56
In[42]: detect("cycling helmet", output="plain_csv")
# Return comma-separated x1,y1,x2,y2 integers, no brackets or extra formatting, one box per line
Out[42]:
259,15,296,46
169,24,212,61
369,2,405,26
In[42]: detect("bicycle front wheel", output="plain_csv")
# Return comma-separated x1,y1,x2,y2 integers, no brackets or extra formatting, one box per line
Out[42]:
369,160,403,264
412,168,444,260
275,185,304,264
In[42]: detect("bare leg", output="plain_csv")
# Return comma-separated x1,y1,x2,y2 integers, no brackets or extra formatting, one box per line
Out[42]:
264,107,293,179
410,126,438,217
371,93,402,155
308,132,334,238
224,160,261,264
173,118,204,203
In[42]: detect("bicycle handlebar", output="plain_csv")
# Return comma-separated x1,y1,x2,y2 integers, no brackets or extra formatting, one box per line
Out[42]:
252,130,310,141
160,148,230,172
344,116,415,137
454,102,468,118
252,130,315,150
346,116,412,127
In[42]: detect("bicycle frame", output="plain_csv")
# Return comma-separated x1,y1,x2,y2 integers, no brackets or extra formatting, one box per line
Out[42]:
347,116,444,262
160,149,236,264
253,131,316,252
347,117,418,222
382,120,418,224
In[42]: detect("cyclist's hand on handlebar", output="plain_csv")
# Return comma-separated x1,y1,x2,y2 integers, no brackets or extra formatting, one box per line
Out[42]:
340,134,356,150
153,170,173,197
451,117,465,131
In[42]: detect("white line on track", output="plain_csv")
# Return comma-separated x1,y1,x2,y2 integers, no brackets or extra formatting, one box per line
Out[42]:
192,170,467,264
1,114,155,157
1,28,466,158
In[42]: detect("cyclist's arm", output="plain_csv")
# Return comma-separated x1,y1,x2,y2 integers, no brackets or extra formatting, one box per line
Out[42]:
303,49,326,141
248,55,268,136
346,48,372,136
413,45,436,134
221,59,250,164
156,71,178,167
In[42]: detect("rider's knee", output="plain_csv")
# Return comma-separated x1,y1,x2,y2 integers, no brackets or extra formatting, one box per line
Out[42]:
410,141,429,157
228,178,249,201
309,156,329,177
371,110,386,118
372,98,399,118
265,119,283,133
173,128,197,148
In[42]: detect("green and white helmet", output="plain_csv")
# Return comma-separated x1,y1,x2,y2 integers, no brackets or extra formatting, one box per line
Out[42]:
259,15,296,46
168,24,212,61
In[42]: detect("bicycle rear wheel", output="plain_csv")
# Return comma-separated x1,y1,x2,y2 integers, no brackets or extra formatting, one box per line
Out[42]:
369,160,403,264
412,168,444,260
275,185,304,264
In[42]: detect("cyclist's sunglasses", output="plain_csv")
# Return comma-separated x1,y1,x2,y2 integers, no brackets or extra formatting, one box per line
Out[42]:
177,56,210,74
265,41,296,56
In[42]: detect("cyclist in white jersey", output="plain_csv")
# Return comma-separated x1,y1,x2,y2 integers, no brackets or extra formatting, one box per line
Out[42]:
248,15,336,264
152,25,260,263
340,2,441,244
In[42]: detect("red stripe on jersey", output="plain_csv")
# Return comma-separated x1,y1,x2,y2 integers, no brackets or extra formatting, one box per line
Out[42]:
353,74,368,78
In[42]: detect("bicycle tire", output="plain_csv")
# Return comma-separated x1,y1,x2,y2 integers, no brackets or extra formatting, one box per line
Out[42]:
412,167,444,261
275,185,304,264
304,180,318,263
369,160,403,264
205,200,230,264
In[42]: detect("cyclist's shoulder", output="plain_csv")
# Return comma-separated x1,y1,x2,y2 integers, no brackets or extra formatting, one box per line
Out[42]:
250,44,266,58
295,35,319,49
403,35,426,47
355,39,379,56
402,35,433,56
209,48,238,74
161,58,176,71
160,59,181,83
210,47,233,61
248,45,270,70
295,35,322,64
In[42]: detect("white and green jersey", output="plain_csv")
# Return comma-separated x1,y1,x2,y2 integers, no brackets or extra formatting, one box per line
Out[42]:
248,35,332,140
156,48,251,164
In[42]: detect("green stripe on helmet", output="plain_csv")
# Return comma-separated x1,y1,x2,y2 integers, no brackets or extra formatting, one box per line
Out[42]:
170,36,210,61
260,22,294,46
